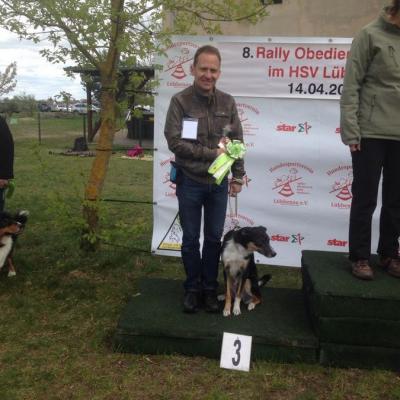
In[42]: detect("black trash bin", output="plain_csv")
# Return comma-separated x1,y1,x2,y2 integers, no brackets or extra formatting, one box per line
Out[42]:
126,110,154,143
72,136,88,151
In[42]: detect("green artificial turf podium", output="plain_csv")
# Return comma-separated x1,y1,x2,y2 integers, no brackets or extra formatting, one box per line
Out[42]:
302,250,400,370
319,343,400,370
114,278,318,364
113,252,400,370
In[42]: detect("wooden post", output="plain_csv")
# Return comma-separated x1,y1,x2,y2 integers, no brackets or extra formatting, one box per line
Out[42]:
37,112,42,144
86,82,93,142
83,114,87,142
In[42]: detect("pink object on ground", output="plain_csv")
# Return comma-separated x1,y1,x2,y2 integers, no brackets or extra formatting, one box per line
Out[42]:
127,144,144,158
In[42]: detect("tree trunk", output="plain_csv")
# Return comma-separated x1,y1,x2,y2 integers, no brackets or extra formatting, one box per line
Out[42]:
88,118,101,142
81,75,117,250
81,0,125,250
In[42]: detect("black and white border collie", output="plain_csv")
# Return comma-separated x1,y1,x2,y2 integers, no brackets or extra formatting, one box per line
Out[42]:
221,226,276,317
0,210,29,277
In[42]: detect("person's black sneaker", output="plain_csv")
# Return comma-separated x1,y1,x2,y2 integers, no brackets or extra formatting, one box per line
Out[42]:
183,291,199,313
204,290,219,313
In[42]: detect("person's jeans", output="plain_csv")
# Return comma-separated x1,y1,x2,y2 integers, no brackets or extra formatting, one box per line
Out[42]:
349,138,400,261
176,174,228,292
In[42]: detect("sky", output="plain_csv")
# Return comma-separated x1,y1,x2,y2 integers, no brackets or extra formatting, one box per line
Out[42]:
0,28,86,101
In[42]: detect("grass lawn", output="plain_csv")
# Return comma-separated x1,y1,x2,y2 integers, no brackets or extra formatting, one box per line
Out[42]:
1,115,400,400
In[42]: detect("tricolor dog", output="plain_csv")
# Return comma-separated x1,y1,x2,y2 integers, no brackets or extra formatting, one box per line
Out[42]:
221,226,276,317
0,210,29,277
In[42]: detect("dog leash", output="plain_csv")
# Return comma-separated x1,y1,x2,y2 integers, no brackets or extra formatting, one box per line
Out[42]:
228,192,240,229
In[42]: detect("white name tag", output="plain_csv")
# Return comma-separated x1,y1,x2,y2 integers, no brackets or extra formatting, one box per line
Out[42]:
181,118,198,140
220,332,252,372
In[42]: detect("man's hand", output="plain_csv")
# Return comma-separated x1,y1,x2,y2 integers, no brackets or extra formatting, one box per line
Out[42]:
0,179,9,189
349,143,361,152
220,136,231,146
217,147,226,156
217,136,230,156
229,182,242,197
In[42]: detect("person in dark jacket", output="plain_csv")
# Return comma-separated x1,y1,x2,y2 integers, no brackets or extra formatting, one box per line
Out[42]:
164,45,245,313
0,116,14,211
340,0,400,280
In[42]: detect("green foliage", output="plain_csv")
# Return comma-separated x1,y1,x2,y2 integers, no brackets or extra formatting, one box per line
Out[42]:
0,93,37,116
54,90,74,110
0,61,17,96
161,0,268,35
0,1,268,69
0,96,19,116
14,93,37,115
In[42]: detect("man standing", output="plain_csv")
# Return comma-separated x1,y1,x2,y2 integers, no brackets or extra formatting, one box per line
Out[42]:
164,45,245,313
0,115,14,211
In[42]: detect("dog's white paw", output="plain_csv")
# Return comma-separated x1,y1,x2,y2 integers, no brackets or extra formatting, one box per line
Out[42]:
233,306,241,316
223,309,231,317
233,298,241,316
8,270,16,277
233,307,241,316
248,302,256,311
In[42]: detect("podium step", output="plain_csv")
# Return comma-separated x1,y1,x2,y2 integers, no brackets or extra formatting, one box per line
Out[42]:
114,278,318,364
113,252,400,371
302,250,400,369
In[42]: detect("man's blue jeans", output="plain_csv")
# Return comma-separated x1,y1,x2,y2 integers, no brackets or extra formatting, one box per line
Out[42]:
176,174,228,293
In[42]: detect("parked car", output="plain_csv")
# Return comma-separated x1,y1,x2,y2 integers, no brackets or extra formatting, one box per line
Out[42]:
38,103,52,112
57,105,69,112
38,103,65,112
70,103,100,114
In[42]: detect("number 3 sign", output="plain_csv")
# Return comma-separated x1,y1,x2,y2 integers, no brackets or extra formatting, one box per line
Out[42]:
220,332,253,372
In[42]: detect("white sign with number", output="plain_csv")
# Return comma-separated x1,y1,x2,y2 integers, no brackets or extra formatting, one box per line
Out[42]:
220,332,252,372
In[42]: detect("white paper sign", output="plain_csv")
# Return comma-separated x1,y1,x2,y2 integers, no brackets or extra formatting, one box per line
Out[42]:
220,332,252,372
181,118,198,140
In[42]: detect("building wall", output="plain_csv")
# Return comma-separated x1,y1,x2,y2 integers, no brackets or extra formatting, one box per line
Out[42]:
167,0,388,38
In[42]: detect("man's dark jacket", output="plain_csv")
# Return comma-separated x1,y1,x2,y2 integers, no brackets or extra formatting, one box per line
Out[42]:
164,85,245,184
0,116,14,179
